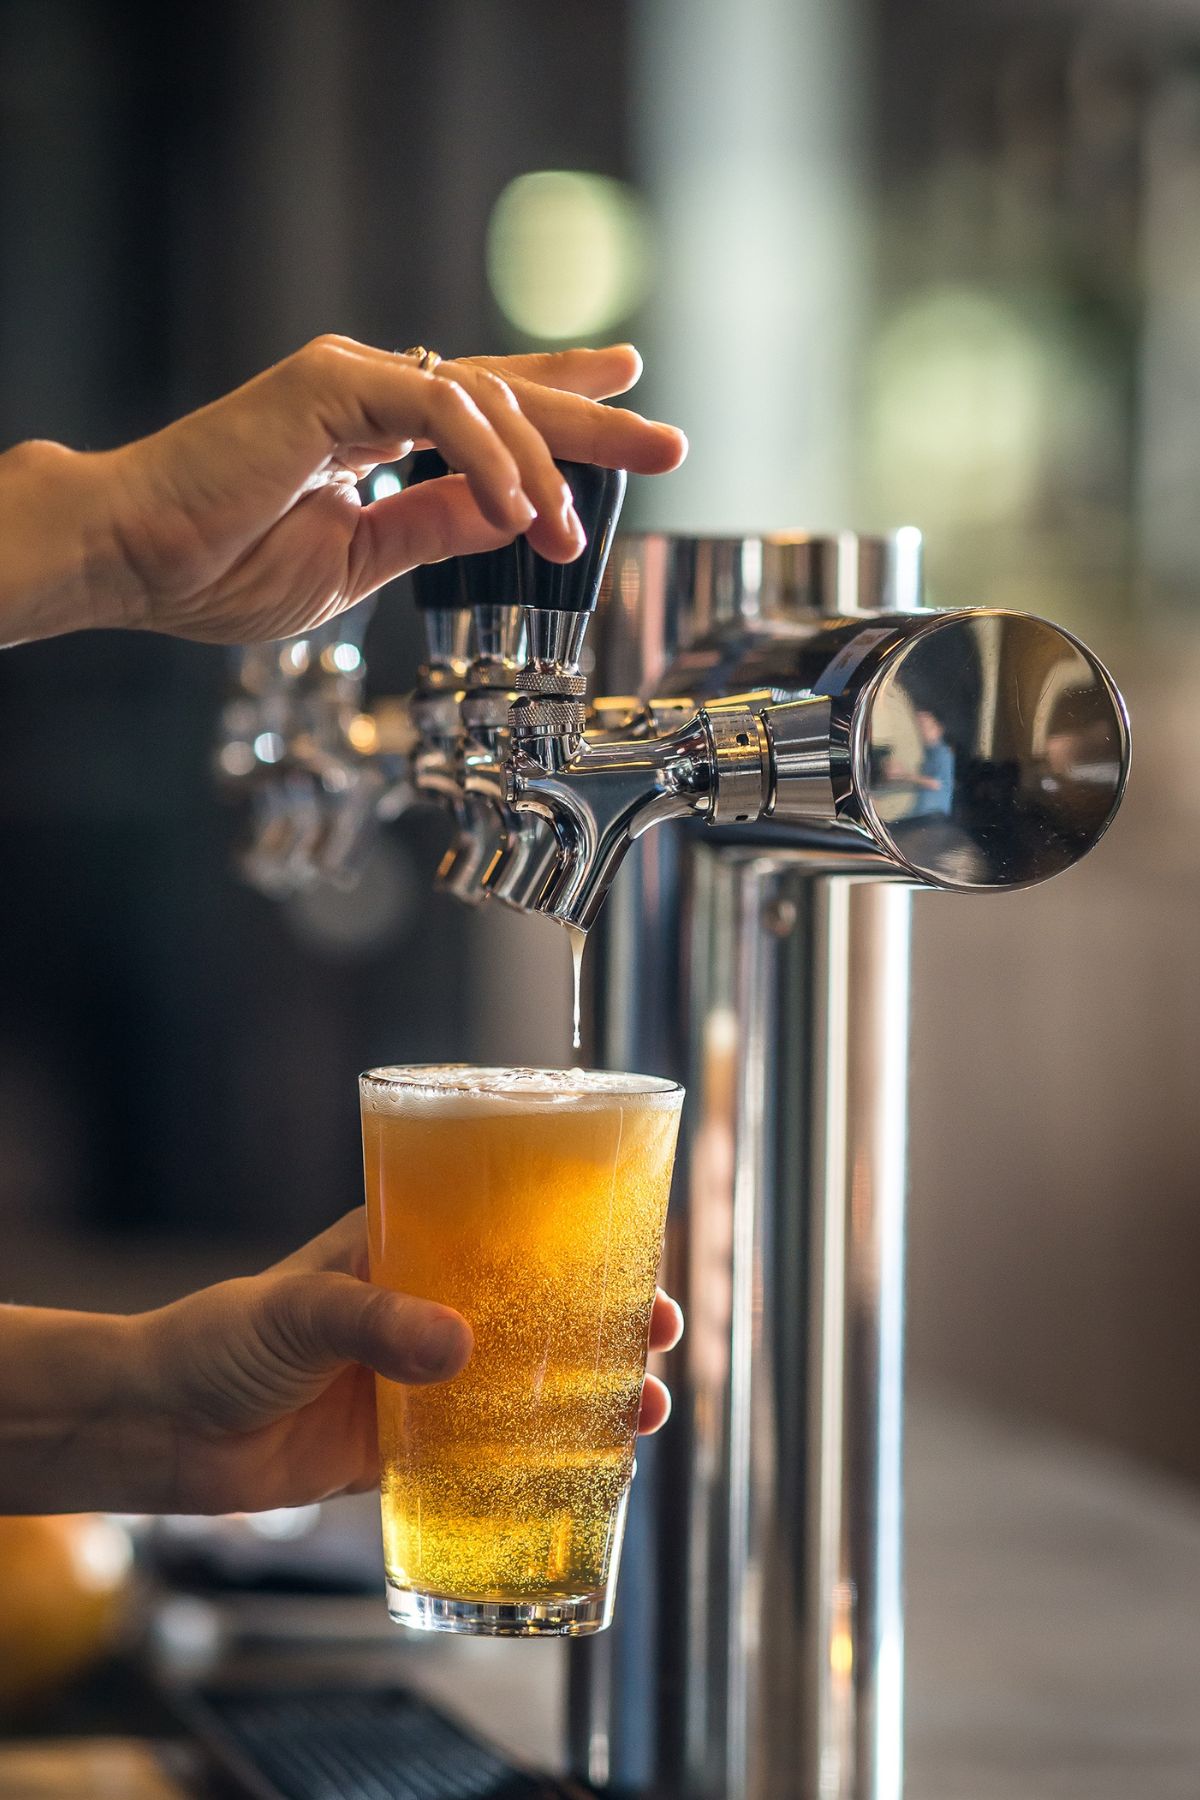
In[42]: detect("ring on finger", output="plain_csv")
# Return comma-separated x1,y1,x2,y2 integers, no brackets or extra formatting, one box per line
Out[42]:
402,344,443,373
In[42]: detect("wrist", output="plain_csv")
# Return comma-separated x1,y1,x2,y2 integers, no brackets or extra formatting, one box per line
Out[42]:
0,440,134,646
0,1306,169,1512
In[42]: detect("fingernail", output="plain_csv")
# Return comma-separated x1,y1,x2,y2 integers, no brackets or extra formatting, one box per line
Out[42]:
509,488,537,528
413,1315,469,1378
563,504,586,549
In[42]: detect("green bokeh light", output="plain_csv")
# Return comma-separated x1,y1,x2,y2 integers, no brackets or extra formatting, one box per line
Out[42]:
487,170,654,342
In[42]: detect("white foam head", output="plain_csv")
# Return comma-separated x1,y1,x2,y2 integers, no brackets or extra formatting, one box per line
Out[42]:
359,1064,682,1116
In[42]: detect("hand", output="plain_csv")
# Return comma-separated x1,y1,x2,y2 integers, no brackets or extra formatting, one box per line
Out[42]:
0,1210,684,1515
0,338,686,648
138,1208,682,1514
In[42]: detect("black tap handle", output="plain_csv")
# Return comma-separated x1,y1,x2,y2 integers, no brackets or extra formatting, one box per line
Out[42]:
459,542,520,610
405,450,468,611
516,461,627,613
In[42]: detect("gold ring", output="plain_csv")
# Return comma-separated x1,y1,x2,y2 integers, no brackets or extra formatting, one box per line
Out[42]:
402,344,443,372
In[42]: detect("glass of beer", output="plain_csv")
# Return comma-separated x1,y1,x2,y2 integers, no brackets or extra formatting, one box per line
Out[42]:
360,1064,683,1636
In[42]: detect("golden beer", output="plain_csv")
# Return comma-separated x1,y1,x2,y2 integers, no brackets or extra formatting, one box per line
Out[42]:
360,1065,682,1635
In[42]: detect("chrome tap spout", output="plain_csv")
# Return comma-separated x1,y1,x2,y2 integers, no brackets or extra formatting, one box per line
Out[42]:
508,714,716,931
434,694,513,907
505,603,1131,935
505,697,820,931
432,571,528,907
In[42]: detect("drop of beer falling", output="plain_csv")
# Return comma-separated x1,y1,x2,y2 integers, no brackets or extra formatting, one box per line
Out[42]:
566,924,587,1052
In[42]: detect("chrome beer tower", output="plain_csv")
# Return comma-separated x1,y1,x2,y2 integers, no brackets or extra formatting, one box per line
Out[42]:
220,456,1130,1800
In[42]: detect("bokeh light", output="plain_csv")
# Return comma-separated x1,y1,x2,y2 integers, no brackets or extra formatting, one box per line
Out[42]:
867,285,1119,539
486,170,653,341
869,288,1047,526
370,468,402,501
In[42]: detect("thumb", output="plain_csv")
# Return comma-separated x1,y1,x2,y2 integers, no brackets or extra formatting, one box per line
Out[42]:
268,1272,473,1385
350,474,514,602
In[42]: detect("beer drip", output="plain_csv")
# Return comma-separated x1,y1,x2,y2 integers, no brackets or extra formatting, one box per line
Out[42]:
566,924,586,1053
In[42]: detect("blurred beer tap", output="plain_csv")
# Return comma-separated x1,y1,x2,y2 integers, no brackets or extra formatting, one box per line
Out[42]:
217,449,476,901
215,599,394,897
402,449,474,829
433,540,527,906
496,461,631,918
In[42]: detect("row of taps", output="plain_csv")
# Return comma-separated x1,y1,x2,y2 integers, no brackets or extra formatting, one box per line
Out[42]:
216,453,836,934
217,452,1131,929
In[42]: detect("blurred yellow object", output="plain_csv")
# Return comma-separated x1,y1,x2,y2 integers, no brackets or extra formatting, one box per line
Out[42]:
486,170,653,341
0,1514,132,1706
0,1739,184,1797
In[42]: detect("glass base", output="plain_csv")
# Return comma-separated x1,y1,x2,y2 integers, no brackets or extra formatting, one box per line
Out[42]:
386,1577,613,1637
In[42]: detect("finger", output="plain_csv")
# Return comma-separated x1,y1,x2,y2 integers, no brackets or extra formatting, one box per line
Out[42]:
436,361,585,560
347,474,516,601
648,1288,684,1353
637,1373,672,1436
279,338,535,534
268,1210,368,1279
338,440,415,478
269,1271,473,1385
498,379,687,475
466,343,644,401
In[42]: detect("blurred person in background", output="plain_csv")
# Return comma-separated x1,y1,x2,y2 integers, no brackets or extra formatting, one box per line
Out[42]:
0,334,687,1517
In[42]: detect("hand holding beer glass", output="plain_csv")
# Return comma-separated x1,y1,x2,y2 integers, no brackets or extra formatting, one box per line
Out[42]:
361,1065,683,1635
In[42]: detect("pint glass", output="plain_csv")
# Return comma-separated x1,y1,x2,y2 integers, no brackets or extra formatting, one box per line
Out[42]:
360,1065,683,1636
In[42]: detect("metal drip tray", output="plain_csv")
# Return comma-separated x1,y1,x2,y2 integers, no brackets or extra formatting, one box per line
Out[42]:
176,1685,586,1800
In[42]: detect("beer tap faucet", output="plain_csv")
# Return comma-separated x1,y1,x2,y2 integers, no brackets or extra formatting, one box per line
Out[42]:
433,541,527,905
496,461,630,919
216,599,392,897
507,513,1131,927
404,450,474,828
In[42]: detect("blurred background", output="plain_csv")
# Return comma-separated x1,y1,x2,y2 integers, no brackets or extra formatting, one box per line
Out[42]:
0,0,1197,1518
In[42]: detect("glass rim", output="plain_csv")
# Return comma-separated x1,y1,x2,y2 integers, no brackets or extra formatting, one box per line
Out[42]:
358,1062,684,1103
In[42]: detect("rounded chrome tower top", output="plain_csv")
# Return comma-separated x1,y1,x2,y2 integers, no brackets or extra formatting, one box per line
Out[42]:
594,529,925,695
682,529,925,627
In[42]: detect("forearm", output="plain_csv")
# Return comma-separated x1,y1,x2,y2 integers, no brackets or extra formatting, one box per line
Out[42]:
0,1305,167,1513
0,441,126,647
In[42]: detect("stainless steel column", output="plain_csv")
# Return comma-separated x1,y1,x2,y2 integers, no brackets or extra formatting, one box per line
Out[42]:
570,846,911,1800
803,875,910,1800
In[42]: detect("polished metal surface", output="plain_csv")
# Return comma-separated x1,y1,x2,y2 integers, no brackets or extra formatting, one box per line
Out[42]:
484,810,562,913
854,611,1128,890
433,798,496,906
570,850,910,1800
765,696,838,821
507,711,718,931
595,531,925,669
470,603,525,671
421,605,473,674
704,704,770,823
523,607,591,678
434,605,528,906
